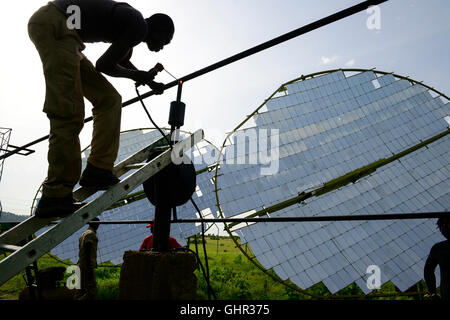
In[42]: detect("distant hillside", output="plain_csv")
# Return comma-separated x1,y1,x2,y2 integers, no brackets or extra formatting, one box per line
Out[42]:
0,211,27,222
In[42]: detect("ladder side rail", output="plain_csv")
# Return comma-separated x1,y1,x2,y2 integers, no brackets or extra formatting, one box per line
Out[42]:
0,217,54,247
112,134,171,177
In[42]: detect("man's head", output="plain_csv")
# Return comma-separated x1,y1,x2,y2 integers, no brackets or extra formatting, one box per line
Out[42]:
437,217,450,240
88,217,100,232
145,14,174,52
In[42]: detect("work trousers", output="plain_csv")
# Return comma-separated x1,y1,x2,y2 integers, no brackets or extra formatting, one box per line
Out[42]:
28,4,122,198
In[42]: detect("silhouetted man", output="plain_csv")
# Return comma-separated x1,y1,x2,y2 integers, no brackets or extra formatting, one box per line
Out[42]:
424,217,450,300
74,217,100,300
28,0,174,218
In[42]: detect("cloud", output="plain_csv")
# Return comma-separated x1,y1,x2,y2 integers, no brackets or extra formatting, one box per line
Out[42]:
345,59,356,67
320,55,337,64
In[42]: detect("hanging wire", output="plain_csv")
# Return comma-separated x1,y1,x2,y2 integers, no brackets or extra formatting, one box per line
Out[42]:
163,68,178,81
190,197,216,300
135,86,172,148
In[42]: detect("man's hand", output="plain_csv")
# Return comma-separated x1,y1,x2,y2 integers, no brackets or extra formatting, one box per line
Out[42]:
135,63,165,90
152,63,164,73
149,81,165,95
135,70,156,87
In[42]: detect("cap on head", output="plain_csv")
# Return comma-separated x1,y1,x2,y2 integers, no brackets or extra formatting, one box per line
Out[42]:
145,13,174,52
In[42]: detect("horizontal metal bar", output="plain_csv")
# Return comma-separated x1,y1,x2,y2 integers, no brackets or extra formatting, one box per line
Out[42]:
59,211,450,225
174,212,448,223
2,211,447,227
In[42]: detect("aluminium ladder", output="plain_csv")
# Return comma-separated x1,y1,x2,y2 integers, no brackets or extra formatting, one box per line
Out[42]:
0,129,204,286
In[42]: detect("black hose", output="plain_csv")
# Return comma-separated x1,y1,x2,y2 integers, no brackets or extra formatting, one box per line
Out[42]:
190,197,215,300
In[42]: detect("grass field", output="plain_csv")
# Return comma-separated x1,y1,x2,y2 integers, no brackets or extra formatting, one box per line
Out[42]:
0,236,430,300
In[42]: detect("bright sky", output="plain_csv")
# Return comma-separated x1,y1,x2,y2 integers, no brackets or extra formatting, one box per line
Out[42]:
0,0,449,216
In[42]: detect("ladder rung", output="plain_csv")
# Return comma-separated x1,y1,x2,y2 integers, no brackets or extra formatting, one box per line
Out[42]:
0,244,22,252
124,163,145,170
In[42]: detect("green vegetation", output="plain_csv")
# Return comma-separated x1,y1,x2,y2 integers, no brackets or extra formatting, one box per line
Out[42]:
0,236,431,300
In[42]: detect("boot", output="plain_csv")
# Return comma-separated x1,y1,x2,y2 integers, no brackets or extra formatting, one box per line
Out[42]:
35,195,85,218
79,162,120,190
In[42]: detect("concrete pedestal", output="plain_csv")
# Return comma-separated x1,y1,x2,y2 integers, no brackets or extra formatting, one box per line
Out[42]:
118,250,197,300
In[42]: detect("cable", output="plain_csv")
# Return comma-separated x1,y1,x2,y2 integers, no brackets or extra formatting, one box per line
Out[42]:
135,86,172,148
190,197,216,300
164,68,178,81
190,197,212,299
175,246,217,300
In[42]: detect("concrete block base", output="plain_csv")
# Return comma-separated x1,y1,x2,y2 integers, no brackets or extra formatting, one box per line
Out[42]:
118,250,197,300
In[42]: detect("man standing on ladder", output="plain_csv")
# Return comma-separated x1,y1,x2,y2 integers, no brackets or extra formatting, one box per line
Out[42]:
28,0,174,218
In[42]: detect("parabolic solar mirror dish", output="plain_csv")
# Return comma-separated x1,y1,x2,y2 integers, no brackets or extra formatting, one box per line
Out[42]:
35,128,219,265
215,69,449,294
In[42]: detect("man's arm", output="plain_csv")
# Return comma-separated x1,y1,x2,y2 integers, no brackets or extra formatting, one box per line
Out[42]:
96,40,148,83
118,48,138,71
97,41,164,93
